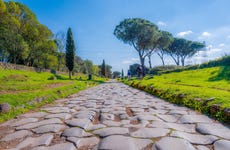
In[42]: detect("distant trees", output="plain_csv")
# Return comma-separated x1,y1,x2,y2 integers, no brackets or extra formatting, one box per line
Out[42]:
99,59,112,78
101,59,106,77
167,38,205,66
65,28,75,79
114,18,206,73
112,71,121,78
114,18,159,76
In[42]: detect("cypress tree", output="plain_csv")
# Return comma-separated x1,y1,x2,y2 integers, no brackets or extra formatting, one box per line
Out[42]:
65,28,75,79
101,59,106,77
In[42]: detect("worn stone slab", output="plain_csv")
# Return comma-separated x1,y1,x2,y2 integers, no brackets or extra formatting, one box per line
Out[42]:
45,113,72,120
171,131,218,145
166,123,196,133
32,124,66,133
93,127,129,137
196,145,210,150
179,115,213,123
155,137,196,150
157,114,180,122
130,128,170,138
214,140,230,150
168,110,188,115
98,135,152,150
148,120,169,128
136,115,161,121
41,107,70,113
32,142,76,150
196,123,230,139
16,118,62,130
62,127,92,137
103,120,122,127
67,137,100,148
65,118,92,129
16,134,53,149
85,124,106,131
1,130,33,142
11,118,39,127
20,112,48,118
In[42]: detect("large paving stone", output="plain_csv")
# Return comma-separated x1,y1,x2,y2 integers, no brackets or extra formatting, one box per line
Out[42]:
32,124,66,133
130,128,170,138
98,135,152,150
62,127,92,137
16,118,62,130
41,107,70,113
67,137,100,148
45,113,72,120
179,115,213,123
85,124,106,131
196,123,230,139
214,140,230,150
148,120,169,128
65,118,92,129
196,145,211,150
11,118,39,127
157,114,180,122
168,110,188,115
32,142,76,150
135,115,161,121
155,137,196,150
93,127,129,137
16,134,53,149
20,112,48,118
103,120,122,127
171,131,218,144
166,123,196,133
1,130,33,142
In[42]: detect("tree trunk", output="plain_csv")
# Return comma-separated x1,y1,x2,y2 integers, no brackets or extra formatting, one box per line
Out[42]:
69,70,71,79
148,55,152,69
157,52,165,66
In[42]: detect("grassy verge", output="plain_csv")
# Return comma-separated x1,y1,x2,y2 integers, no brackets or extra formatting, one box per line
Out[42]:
122,66,230,123
0,69,106,122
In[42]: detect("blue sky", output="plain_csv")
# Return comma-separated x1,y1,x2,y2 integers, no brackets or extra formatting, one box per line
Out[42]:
12,0,230,72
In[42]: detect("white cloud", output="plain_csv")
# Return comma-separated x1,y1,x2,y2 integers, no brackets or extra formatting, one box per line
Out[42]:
122,58,139,64
201,32,211,37
176,30,193,37
219,43,225,47
198,31,212,40
157,21,166,27
227,35,230,38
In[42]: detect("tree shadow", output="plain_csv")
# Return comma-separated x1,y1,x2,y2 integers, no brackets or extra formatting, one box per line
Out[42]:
208,66,230,81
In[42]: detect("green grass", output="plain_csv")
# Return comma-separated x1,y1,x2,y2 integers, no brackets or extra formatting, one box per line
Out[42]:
0,69,106,122
123,66,230,123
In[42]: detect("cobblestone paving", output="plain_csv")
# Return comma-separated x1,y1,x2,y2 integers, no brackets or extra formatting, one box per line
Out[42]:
0,80,230,150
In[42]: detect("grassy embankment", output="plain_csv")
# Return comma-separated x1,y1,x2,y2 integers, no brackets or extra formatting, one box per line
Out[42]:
123,65,230,123
0,69,106,122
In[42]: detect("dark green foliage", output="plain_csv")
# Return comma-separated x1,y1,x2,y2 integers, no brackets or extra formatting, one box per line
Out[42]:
101,59,106,77
114,18,159,76
65,28,75,79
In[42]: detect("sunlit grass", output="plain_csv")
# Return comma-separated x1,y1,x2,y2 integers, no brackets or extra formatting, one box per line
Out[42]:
0,69,106,122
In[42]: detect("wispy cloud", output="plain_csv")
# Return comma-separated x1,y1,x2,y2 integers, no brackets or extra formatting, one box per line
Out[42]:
122,58,139,64
157,21,166,27
176,30,193,37
219,43,225,47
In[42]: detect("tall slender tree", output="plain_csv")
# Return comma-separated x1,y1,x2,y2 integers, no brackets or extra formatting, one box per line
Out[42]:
101,59,106,77
65,28,75,79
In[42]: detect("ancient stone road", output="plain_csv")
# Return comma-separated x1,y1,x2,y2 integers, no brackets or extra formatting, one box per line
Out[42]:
0,80,230,150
